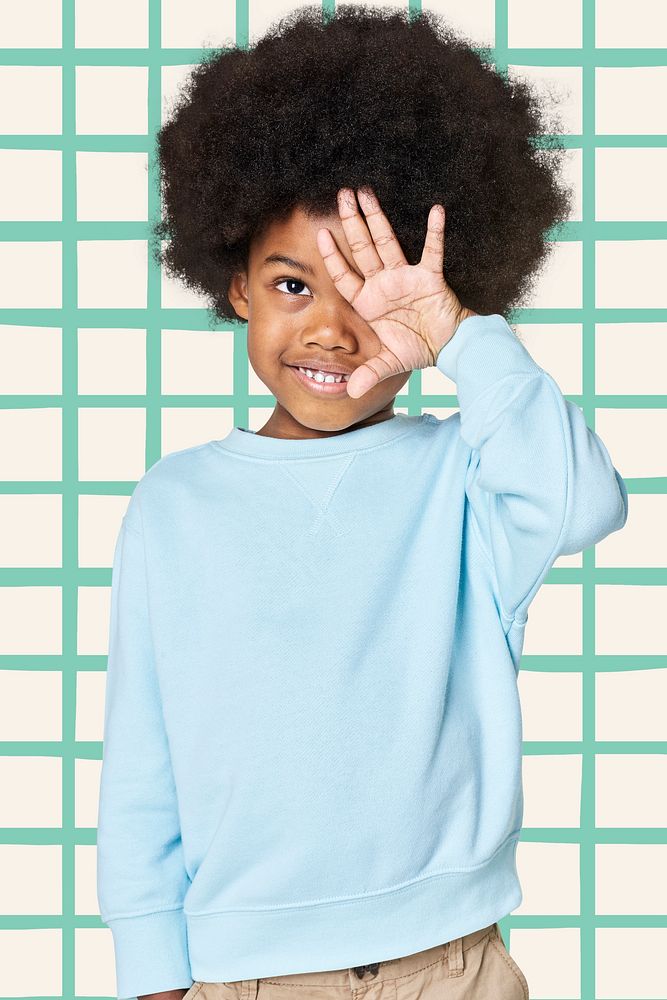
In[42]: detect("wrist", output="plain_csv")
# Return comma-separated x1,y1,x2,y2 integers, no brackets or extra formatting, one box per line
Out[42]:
431,305,478,359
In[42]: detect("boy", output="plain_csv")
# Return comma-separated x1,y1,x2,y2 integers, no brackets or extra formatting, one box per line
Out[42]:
96,7,628,1000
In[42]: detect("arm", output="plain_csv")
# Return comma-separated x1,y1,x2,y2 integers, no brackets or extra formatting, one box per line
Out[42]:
97,500,193,1000
435,313,629,628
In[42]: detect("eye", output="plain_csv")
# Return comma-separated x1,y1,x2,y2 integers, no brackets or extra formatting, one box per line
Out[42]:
273,277,312,297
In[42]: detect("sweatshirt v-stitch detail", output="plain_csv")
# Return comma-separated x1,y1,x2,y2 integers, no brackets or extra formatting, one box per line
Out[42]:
280,453,358,538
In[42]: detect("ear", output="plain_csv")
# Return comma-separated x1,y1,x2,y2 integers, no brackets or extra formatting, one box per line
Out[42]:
227,270,249,320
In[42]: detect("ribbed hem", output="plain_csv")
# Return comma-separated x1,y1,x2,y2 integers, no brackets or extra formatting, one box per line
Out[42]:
184,833,522,981
106,907,192,999
211,412,425,460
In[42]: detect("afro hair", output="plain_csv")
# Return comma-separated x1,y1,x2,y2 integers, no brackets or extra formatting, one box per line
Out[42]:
152,3,573,325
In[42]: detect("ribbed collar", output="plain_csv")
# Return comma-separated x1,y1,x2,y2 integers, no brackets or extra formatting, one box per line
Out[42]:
212,412,423,460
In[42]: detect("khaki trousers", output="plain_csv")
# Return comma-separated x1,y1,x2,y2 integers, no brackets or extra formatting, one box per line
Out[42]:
182,921,529,1000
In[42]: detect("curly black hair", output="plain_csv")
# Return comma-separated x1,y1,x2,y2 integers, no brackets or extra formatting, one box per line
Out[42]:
152,3,572,325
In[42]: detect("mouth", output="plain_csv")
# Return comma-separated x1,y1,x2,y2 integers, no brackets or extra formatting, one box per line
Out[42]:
285,364,351,396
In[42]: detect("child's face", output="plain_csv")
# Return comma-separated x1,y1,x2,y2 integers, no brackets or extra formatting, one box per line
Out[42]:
227,205,410,439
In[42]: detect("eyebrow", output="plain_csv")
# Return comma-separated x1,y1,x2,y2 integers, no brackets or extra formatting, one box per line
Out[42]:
262,253,316,277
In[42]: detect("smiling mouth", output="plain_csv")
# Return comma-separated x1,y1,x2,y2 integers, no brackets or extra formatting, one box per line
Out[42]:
286,364,351,395
292,365,350,383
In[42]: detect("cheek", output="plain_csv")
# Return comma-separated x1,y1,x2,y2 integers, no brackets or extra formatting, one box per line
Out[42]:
387,371,411,393
247,307,303,363
247,321,279,359
246,328,291,384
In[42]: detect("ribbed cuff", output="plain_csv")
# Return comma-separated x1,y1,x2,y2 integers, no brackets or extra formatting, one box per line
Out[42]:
107,907,192,1000
435,313,543,398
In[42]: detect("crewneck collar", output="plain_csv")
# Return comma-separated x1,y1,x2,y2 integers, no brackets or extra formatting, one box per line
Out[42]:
212,412,423,460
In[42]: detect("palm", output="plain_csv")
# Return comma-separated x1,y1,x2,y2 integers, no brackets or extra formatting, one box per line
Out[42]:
316,187,469,398
347,262,450,371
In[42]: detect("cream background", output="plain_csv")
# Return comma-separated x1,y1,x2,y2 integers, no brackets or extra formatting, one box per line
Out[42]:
0,1,664,998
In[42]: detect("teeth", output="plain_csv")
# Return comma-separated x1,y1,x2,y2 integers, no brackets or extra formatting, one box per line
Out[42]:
297,367,350,383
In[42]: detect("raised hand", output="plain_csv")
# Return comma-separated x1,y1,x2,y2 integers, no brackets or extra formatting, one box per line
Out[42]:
315,187,476,399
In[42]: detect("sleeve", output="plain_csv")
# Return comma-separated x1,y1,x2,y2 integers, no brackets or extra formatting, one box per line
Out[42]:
435,312,629,628
96,501,193,1000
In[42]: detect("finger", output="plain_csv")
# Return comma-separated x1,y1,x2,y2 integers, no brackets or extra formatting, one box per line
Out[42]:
316,226,364,304
336,187,385,279
346,347,405,399
356,186,408,270
419,204,446,275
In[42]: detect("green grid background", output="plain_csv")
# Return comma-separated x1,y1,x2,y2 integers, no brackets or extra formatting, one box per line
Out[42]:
0,1,665,998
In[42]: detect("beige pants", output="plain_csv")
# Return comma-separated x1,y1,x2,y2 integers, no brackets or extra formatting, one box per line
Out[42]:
182,922,529,1000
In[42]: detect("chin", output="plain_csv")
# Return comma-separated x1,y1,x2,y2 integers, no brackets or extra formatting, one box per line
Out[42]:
289,408,362,433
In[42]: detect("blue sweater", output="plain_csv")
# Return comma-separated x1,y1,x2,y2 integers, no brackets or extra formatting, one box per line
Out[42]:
97,313,628,999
